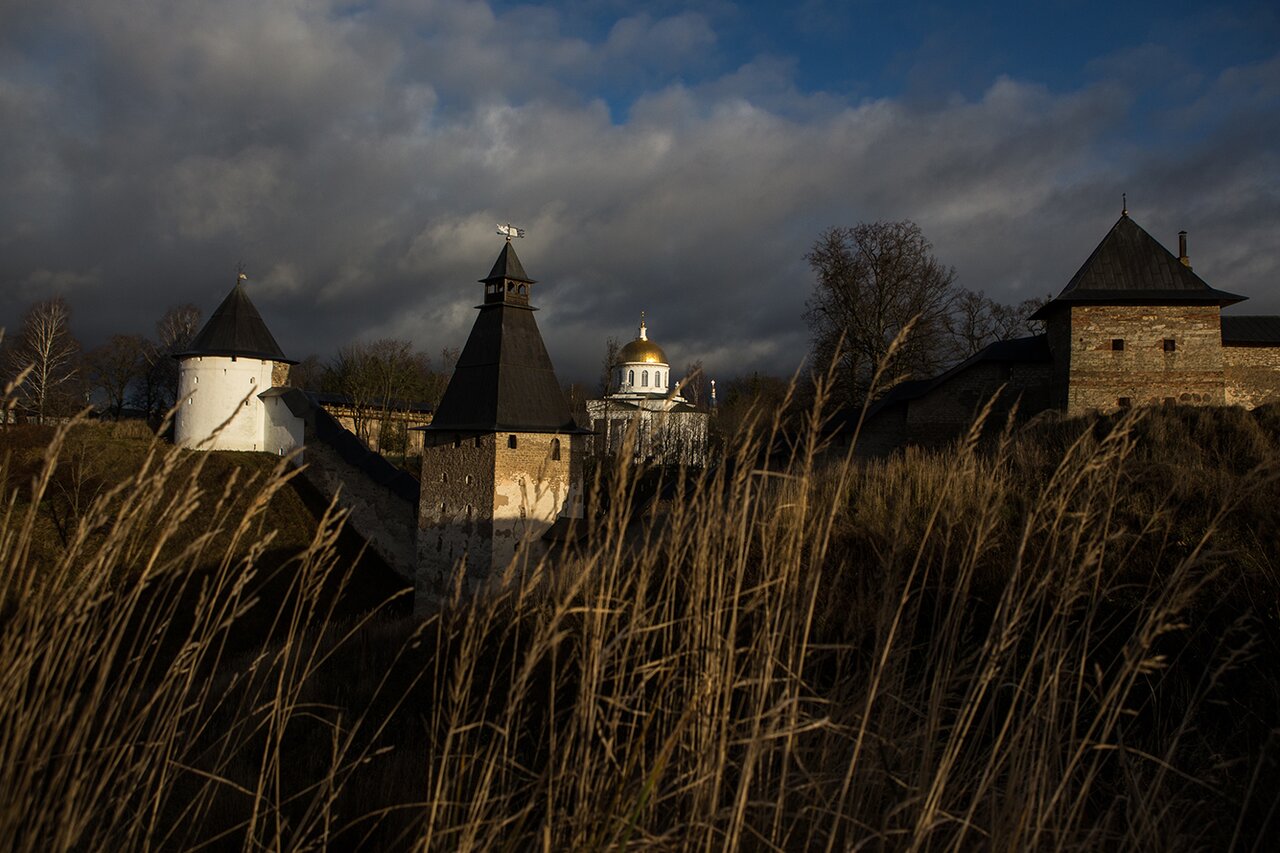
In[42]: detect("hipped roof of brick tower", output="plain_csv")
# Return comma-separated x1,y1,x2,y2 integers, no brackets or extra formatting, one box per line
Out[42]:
178,275,295,363
1030,212,1246,320
426,241,589,434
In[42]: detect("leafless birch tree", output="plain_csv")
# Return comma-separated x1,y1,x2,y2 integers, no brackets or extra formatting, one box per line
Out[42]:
7,297,81,423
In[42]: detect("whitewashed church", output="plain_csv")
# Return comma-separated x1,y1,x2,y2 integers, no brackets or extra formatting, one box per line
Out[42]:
586,315,709,466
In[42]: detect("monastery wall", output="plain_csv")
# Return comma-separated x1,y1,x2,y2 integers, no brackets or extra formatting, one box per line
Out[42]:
1044,314,1073,410
1064,305,1225,414
301,435,417,582
905,362,1054,437
322,404,432,454
1224,345,1280,408
263,395,305,459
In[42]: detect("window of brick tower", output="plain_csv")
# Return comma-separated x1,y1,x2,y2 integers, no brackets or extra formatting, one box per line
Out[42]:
1118,397,1132,408
508,435,518,449
1111,339,1125,351
1163,339,1176,352
551,438,561,461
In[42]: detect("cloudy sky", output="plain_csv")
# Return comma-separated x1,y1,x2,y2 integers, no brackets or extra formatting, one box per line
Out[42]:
2,0,1278,385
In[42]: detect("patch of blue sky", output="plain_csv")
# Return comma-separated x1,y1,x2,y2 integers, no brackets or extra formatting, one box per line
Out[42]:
489,0,1278,118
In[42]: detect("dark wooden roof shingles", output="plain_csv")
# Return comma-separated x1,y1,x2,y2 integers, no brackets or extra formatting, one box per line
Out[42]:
1032,215,1245,319
429,244,587,434
180,281,293,362
1222,315,1280,345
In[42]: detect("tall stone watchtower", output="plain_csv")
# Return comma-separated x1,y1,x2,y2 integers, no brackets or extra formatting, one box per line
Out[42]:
416,240,588,602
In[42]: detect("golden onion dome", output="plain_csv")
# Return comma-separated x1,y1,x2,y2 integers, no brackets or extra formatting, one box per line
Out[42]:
618,337,668,365
618,314,668,364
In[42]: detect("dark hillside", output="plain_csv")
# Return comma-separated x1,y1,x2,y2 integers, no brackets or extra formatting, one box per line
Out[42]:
3,403,1279,850
0,420,409,621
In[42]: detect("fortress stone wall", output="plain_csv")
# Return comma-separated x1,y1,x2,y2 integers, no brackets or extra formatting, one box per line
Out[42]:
1224,345,1280,408
1050,305,1227,414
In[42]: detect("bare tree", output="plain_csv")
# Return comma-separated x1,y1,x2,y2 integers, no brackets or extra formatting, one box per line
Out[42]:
599,336,621,395
805,221,958,404
156,303,203,354
86,334,148,419
134,303,203,425
7,297,81,423
680,360,707,409
325,339,440,452
712,373,794,443
423,347,459,407
288,355,325,391
945,290,1054,360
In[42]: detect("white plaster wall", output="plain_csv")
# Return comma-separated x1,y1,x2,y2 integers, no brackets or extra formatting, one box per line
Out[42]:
175,355,274,451
615,361,669,395
263,396,305,461
586,399,708,465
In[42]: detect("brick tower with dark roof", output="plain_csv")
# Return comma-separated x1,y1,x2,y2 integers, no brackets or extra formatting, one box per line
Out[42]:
416,240,588,603
1033,211,1251,413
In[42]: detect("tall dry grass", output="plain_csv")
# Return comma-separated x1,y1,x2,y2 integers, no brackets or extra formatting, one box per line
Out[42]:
1,372,1278,850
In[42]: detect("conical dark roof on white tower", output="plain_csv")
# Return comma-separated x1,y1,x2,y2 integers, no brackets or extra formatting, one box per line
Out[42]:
179,277,294,363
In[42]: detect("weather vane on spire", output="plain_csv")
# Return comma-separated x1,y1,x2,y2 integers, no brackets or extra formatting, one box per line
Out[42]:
236,260,247,282
496,223,525,242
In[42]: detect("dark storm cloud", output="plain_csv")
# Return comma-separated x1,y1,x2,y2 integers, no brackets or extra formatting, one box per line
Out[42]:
2,0,1278,387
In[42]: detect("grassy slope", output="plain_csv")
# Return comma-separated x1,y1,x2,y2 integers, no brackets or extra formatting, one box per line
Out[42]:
3,404,1279,850
0,420,409,631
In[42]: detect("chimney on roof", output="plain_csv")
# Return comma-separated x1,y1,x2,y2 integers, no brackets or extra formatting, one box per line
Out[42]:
1177,230,1191,269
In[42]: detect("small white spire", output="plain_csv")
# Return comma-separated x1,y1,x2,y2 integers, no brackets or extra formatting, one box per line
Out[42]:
639,311,647,340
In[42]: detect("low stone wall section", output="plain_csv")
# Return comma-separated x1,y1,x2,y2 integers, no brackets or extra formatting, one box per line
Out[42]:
297,398,419,583
1224,345,1280,408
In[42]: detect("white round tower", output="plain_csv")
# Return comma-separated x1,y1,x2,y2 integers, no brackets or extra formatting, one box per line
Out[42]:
175,274,299,453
